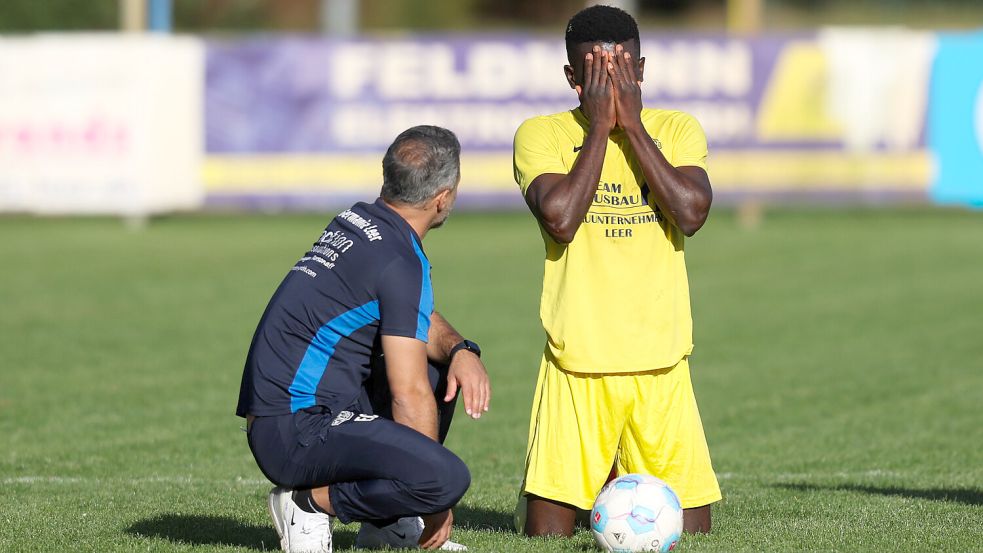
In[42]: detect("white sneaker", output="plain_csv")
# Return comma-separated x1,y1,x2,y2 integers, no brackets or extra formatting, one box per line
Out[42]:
268,486,333,553
355,516,467,551
438,539,468,551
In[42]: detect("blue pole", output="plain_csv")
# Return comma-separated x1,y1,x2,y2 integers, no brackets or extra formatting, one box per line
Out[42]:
147,0,172,32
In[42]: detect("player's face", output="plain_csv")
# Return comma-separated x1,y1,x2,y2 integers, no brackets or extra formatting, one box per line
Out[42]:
564,39,644,90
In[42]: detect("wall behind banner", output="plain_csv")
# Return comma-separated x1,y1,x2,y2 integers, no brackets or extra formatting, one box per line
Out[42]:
203,31,936,210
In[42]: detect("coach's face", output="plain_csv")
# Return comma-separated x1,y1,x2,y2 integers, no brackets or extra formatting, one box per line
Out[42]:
564,38,644,91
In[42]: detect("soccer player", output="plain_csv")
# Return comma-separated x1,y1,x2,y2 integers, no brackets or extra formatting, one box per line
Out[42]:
512,5,721,536
237,126,491,553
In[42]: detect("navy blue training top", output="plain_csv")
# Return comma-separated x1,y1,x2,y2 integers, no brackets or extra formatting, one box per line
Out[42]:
236,198,433,417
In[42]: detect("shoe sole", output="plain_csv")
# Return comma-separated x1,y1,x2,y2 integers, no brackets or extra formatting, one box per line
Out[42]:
267,486,290,552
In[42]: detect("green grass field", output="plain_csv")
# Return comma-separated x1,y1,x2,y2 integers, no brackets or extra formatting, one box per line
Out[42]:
2,207,982,552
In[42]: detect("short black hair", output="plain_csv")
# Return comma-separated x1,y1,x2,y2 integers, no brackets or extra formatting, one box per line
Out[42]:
565,4,639,52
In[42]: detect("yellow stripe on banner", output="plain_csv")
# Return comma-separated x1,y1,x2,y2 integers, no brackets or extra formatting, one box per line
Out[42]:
203,151,932,193
709,150,933,190
203,153,517,192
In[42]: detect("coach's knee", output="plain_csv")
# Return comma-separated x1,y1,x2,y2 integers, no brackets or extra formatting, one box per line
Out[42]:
423,450,471,513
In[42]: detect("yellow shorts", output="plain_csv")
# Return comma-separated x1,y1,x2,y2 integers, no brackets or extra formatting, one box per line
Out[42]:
521,354,722,510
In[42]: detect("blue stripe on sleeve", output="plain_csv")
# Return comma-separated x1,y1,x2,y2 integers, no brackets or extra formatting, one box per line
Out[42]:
288,300,380,412
410,236,433,342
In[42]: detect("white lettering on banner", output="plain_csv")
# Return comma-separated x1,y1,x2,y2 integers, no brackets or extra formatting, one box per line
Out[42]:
330,101,572,148
976,82,983,155
329,39,749,101
379,42,429,99
468,42,525,99
644,41,751,98
324,39,755,148
662,101,755,143
330,43,376,100
329,41,568,101
328,100,752,148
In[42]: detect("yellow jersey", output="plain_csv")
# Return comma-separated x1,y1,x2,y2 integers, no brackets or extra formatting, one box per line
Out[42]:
513,107,709,373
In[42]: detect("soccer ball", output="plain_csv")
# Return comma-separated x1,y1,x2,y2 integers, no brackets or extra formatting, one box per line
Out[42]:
590,473,683,552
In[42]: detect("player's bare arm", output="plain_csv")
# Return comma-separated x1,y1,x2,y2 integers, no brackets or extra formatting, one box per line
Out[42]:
382,335,439,440
525,46,615,244
608,43,712,237
427,311,491,419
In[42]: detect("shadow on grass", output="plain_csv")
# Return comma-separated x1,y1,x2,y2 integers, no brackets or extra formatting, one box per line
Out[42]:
450,503,598,534
126,514,358,551
452,504,516,532
775,483,983,506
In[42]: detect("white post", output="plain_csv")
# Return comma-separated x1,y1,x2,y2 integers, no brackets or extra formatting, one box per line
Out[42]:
586,0,638,14
119,0,146,32
727,0,764,35
321,0,359,36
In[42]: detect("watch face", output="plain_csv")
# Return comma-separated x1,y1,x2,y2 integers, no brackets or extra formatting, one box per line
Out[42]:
464,340,481,355
453,340,480,357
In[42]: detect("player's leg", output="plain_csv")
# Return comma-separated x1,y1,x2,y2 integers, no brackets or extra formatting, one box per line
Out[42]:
520,355,627,537
524,495,578,536
619,357,721,534
682,505,712,534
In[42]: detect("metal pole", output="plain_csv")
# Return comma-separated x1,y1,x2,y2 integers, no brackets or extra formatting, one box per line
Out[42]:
147,0,173,33
321,0,359,36
120,0,146,32
586,0,638,15
727,0,764,35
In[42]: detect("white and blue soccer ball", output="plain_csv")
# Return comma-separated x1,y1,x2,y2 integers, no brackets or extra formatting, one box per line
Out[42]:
590,473,683,553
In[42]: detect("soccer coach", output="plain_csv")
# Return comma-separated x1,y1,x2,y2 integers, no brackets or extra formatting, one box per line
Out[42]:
237,126,490,553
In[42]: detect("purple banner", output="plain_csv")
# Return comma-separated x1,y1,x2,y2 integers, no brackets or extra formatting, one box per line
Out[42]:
205,33,878,154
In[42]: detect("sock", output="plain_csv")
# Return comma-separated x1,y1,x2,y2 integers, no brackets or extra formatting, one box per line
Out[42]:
292,489,330,515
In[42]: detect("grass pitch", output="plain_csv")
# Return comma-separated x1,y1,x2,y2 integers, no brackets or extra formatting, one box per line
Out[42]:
1,207,981,552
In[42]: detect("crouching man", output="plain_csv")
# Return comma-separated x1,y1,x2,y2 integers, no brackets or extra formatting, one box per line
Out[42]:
236,126,491,552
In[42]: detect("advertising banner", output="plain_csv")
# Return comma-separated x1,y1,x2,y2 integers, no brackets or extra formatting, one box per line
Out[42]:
204,33,934,209
0,35,203,216
929,31,983,207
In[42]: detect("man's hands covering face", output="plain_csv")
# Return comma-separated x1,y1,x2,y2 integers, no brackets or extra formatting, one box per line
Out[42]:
576,45,616,131
606,44,643,132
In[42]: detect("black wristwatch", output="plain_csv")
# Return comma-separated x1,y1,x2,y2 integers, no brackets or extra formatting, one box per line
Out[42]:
449,339,481,359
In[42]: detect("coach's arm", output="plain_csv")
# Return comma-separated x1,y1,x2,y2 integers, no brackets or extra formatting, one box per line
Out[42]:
427,312,490,419
382,335,439,440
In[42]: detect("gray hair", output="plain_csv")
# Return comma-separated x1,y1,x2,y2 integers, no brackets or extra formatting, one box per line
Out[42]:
381,125,461,206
